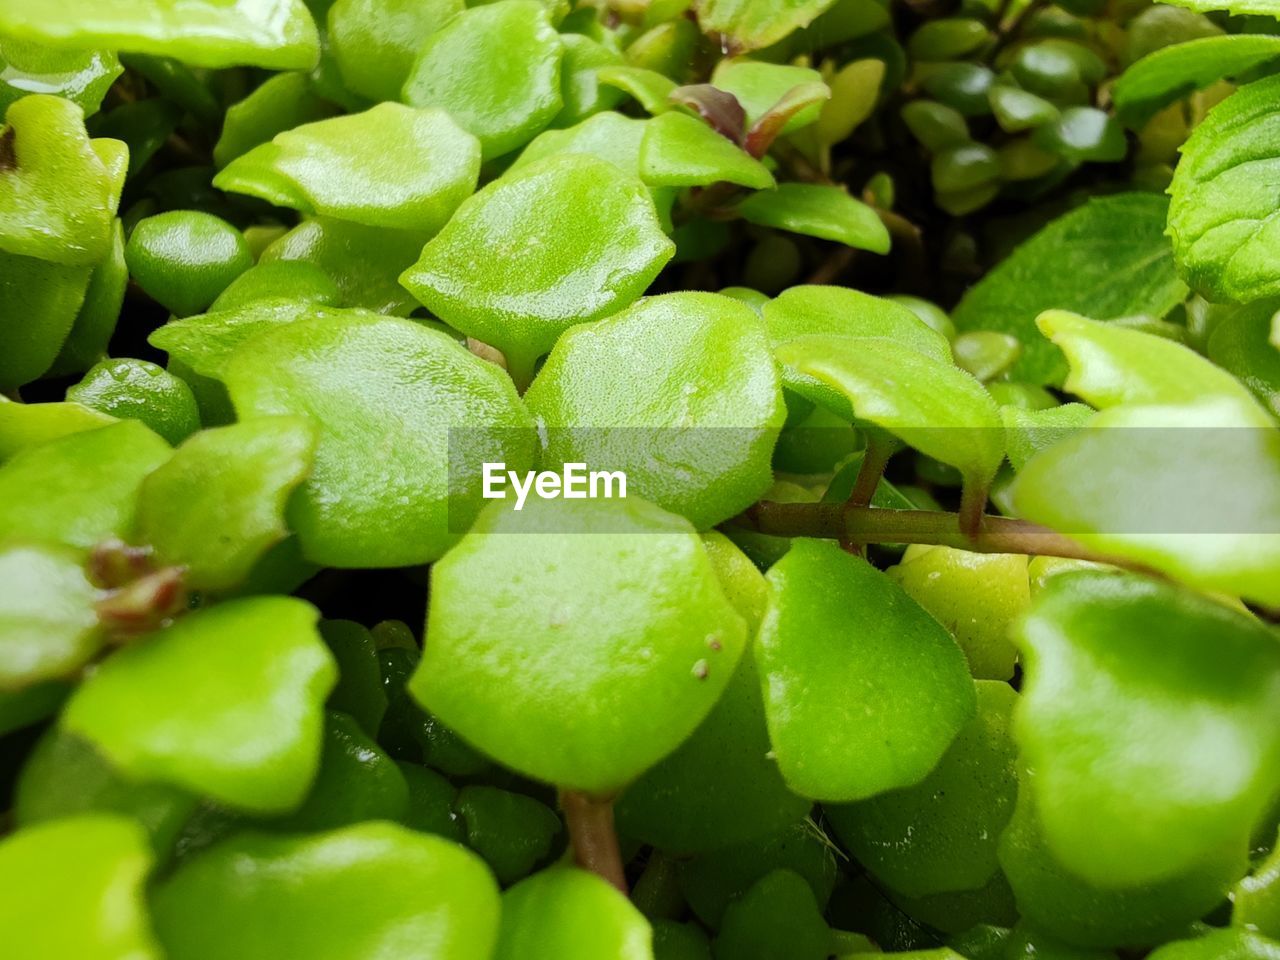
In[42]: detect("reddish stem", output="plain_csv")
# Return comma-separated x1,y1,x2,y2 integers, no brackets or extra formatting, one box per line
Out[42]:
560,790,627,894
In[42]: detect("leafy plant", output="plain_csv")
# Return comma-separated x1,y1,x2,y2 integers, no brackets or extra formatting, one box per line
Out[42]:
1,0,1279,957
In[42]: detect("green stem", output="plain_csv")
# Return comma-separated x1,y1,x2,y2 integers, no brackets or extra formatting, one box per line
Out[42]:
560,790,628,894
630,851,683,920
739,501,1141,567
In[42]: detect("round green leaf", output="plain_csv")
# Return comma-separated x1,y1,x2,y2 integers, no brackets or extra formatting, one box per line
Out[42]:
67,357,200,445
62,596,337,813
328,0,463,103
715,869,832,960
133,417,316,591
401,153,674,387
0,0,321,70
1015,570,1280,888
0,542,101,690
456,785,562,885
494,867,652,960
0,815,159,960
0,420,171,550
222,312,536,568
757,539,975,801
125,211,253,318
152,822,500,960
412,496,746,793
215,104,480,234
524,291,784,528
825,680,1018,898
401,0,563,159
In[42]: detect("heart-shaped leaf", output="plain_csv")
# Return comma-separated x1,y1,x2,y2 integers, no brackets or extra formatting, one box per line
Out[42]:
524,291,784,528
63,596,336,812
0,95,113,265
400,154,674,388
494,868,652,960
151,823,500,960
412,496,746,793
222,312,537,568
0,815,159,960
757,539,975,801
133,417,316,591
1015,569,1280,888
401,0,563,159
0,0,321,70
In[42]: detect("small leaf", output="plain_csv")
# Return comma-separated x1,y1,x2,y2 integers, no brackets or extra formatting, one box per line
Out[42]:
133,417,316,591
0,542,101,690
554,33,625,128
736,183,890,252
639,110,774,189
212,72,336,169
1156,0,1280,15
0,420,171,550
494,868,652,960
0,41,121,117
598,66,677,115
0,0,320,70
327,0,463,103
0,816,160,960
1147,929,1280,960
712,58,828,134
412,496,747,793
455,785,562,886
1113,35,1280,129
952,194,1187,384
400,154,674,387
63,597,336,812
669,83,747,144
524,291,784,528
401,1,563,159
817,58,885,146
693,0,840,53
214,104,481,235
151,823,500,960
221,312,536,568
756,540,975,801
1001,401,1094,471
715,870,831,960
744,81,831,157
1207,300,1280,419
777,334,1005,492
1016,570,1280,888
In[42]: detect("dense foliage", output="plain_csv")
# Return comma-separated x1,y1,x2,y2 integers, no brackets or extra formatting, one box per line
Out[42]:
1,0,1279,957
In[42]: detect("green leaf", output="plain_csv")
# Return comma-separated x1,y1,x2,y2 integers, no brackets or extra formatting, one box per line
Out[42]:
0,542,101,690
638,110,775,189
616,644,810,853
0,816,159,960
1169,74,1280,303
124,211,253,318
455,785,562,885
133,417,315,591
400,154,674,387
827,680,1017,898
1001,402,1095,472
1156,0,1280,16
0,40,121,117
327,0,463,103
0,0,320,70
66,357,200,446
1113,35,1280,129
1015,570,1280,888
1036,309,1268,419
715,870,832,960
999,775,1247,949
318,620,387,738
215,104,480,234
735,183,890,253
222,312,536,568
598,65,677,115
513,111,648,176
0,396,114,461
412,496,746,793
1235,832,1280,939
261,216,427,315
711,58,829,132
15,729,196,853
152,823,500,960
401,0,563,159
757,540,975,801
1208,301,1280,420
888,547,1027,680
555,33,625,128
0,95,114,266
693,0,840,53
212,72,336,169
952,194,1187,384
63,597,336,812
49,219,130,378
494,868,652,960
524,291,784,528
1148,929,1280,960
777,334,1004,492
0,420,171,550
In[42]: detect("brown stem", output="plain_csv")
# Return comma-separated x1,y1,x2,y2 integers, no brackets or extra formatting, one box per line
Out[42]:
846,439,894,511
560,790,627,894
957,481,989,541
737,501,1145,567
